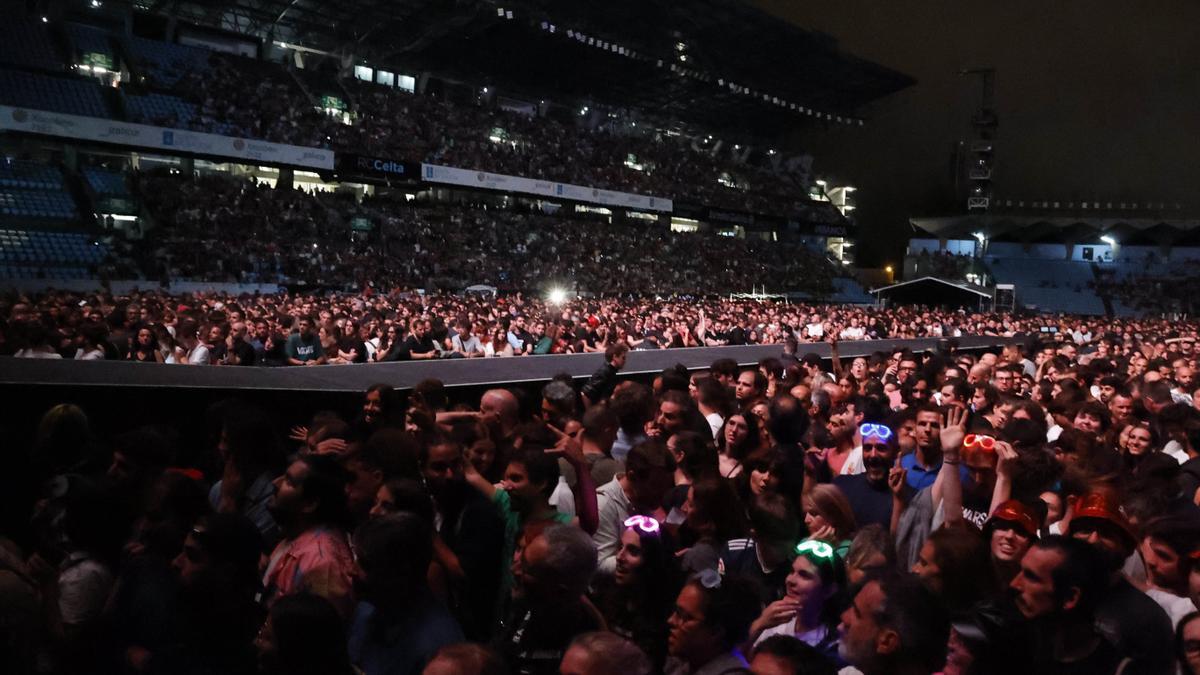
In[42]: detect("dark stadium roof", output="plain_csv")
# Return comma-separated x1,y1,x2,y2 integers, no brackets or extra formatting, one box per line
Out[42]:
910,213,1200,245
113,0,914,137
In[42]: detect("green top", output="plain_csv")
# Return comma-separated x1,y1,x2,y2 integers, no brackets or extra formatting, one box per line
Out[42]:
492,488,572,594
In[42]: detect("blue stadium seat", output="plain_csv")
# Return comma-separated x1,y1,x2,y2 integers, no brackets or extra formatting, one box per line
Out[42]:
123,91,198,127
0,228,106,278
83,167,129,196
0,17,64,71
986,257,1105,315
124,36,211,89
0,70,111,118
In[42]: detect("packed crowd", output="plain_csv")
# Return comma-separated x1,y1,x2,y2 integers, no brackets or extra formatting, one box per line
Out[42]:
102,170,842,296
8,284,1192,365
7,321,1200,675
138,49,821,215
1095,271,1200,316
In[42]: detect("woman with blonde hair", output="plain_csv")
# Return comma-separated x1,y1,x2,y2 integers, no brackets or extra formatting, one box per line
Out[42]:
803,483,858,558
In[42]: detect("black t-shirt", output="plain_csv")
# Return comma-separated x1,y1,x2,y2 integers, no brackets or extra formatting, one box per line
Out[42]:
338,336,367,363
1094,577,1174,674
961,490,991,529
232,339,257,366
832,474,893,529
403,334,436,358
494,600,603,675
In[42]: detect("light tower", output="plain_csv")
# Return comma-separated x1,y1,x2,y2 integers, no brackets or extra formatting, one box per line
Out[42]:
960,68,996,211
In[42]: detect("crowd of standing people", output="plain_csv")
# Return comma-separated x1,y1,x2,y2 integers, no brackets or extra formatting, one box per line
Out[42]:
6,325,1200,675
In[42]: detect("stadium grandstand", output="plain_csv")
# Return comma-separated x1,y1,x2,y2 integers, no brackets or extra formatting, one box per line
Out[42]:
0,1,910,304
908,200,1199,316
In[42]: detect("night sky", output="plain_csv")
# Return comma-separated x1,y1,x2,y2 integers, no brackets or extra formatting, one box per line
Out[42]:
754,0,1200,267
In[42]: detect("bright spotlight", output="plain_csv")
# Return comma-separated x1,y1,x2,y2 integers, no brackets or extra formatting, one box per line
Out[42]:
547,288,567,305
1100,235,1117,246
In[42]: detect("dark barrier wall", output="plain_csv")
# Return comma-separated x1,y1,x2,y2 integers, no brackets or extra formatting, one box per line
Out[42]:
0,336,1014,470
0,336,1012,393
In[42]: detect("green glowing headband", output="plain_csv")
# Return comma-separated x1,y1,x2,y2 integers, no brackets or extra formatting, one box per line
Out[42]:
796,539,835,559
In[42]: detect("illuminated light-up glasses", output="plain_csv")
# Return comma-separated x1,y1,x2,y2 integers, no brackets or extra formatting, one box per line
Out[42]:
859,423,893,441
964,434,997,451
795,539,835,559
624,515,661,535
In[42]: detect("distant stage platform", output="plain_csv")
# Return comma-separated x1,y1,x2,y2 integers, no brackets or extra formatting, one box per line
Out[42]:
0,336,1014,394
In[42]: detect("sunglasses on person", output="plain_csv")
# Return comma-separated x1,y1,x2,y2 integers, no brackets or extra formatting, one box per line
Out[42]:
964,434,997,451
624,515,661,535
859,423,893,441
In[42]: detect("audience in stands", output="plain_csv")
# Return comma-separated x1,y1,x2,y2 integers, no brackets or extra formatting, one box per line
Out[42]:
99,170,841,297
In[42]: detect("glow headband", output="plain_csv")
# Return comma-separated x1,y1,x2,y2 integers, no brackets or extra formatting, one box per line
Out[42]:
796,539,835,559
859,423,893,442
624,515,661,535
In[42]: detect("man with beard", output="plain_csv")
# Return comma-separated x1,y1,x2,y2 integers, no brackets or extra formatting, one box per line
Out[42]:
832,422,899,529
494,524,601,675
347,514,462,675
836,572,949,675
1139,517,1200,626
420,438,504,640
157,513,264,675
1067,493,1174,675
284,316,325,366
1010,536,1127,674
261,453,356,619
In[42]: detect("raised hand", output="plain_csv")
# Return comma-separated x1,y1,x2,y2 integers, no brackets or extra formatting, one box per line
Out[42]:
995,441,1019,480
888,452,909,500
545,423,586,467
288,425,309,443
940,405,967,458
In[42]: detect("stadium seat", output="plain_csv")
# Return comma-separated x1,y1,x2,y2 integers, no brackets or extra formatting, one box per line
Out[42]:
0,70,111,118
0,228,106,278
0,16,64,71
122,91,198,128
124,36,212,89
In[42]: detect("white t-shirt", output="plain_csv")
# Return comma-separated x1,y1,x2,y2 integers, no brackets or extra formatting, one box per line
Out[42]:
1144,587,1197,627
840,446,865,475
14,348,62,359
706,412,724,440
187,344,211,365
839,326,865,340
550,476,575,518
